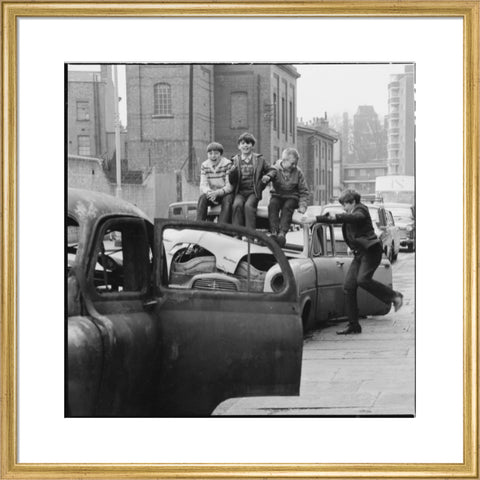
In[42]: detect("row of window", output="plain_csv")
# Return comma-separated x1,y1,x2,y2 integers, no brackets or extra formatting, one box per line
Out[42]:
75,83,296,133
76,83,174,122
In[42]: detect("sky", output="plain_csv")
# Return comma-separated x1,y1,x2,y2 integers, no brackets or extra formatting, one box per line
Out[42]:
295,63,408,122
68,63,409,128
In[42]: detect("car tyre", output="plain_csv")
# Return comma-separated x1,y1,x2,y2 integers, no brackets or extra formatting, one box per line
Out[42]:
388,245,394,264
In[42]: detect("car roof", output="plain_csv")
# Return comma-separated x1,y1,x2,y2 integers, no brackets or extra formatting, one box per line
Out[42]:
383,202,414,208
68,188,150,223
169,201,198,208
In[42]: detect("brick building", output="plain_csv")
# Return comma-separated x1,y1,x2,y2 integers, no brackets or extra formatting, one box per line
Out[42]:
68,67,114,158
214,64,300,162
296,125,337,205
125,64,215,180
125,64,300,178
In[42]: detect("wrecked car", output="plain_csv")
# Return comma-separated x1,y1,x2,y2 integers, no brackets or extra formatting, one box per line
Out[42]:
167,207,394,332
67,188,303,417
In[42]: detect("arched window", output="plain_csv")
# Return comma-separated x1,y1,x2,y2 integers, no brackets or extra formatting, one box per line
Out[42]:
154,83,172,116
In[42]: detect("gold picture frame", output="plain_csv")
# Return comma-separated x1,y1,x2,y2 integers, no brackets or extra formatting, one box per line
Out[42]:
2,1,478,478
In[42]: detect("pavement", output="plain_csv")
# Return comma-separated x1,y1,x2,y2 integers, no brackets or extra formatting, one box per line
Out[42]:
213,251,415,416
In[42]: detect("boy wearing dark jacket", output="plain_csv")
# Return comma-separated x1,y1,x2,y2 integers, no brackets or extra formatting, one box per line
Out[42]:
229,132,274,231
267,148,309,247
306,190,403,335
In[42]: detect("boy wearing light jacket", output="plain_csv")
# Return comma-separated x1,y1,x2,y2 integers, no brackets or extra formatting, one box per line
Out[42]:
267,147,309,247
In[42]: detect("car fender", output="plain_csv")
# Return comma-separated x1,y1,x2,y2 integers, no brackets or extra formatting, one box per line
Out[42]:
67,316,104,416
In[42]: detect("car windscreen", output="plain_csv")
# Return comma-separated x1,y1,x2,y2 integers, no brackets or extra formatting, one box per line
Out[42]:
322,206,344,216
388,207,414,222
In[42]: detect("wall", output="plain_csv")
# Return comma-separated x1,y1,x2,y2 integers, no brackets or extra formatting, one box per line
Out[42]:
68,155,158,219
214,64,299,163
126,64,213,176
67,156,113,194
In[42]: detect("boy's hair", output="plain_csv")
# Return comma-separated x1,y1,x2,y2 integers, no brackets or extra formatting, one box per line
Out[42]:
207,142,224,155
339,189,361,205
282,147,299,162
237,132,256,146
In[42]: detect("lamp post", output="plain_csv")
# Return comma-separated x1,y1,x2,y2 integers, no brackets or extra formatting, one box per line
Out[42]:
113,64,122,197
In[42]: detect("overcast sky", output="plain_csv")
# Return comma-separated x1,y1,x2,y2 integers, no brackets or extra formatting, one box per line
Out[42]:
295,63,408,122
68,63,409,127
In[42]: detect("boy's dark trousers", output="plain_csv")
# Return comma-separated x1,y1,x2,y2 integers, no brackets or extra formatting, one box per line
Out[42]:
232,192,258,230
196,193,233,223
344,242,396,325
268,196,299,234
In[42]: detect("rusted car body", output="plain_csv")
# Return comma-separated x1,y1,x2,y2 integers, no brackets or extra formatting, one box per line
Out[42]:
67,188,303,417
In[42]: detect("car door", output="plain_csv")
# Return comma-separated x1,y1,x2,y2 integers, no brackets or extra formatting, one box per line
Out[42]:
68,215,160,417
320,220,394,319
153,219,303,416
310,223,347,321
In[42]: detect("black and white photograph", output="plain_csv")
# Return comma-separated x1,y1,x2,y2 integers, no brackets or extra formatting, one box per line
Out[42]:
66,62,415,418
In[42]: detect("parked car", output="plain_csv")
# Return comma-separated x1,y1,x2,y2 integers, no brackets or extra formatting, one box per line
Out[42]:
321,203,400,263
168,200,199,220
384,203,415,252
67,188,303,417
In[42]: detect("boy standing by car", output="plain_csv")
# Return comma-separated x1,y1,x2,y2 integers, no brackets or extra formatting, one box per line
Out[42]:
266,148,309,247
196,142,233,224
229,132,274,231
304,190,404,335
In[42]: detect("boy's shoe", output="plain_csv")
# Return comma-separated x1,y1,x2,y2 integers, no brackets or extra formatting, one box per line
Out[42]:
393,292,404,312
336,323,362,335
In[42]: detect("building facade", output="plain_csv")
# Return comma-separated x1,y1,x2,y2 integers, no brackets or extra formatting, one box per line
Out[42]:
214,64,299,162
297,125,337,205
387,65,415,175
126,64,214,180
342,162,388,195
125,64,300,182
67,67,116,159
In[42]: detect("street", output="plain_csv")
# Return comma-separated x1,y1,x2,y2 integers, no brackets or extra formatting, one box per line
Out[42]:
214,251,415,416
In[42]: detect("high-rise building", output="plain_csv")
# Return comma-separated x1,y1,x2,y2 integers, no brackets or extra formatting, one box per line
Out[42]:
387,65,415,175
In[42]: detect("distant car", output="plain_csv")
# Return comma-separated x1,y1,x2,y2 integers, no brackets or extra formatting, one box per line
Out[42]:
168,201,199,220
321,202,400,263
384,203,415,252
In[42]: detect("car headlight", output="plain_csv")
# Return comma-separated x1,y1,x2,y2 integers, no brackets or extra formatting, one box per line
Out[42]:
271,273,285,293
406,225,413,232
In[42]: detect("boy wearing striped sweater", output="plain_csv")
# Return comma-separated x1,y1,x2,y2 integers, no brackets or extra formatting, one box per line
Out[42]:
196,142,233,223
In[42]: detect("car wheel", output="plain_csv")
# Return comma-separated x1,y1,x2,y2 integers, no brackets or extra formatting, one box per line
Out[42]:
301,301,312,332
407,244,414,252
388,245,394,263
